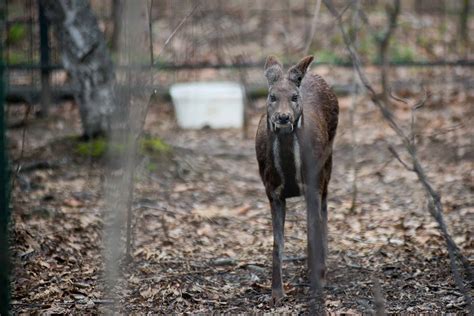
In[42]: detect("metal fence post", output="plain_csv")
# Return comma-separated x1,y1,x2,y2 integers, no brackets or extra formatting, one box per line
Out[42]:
38,1,51,117
0,0,11,313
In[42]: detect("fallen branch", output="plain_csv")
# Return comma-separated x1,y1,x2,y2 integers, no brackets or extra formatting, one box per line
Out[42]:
205,255,311,270
323,0,473,312
210,258,237,267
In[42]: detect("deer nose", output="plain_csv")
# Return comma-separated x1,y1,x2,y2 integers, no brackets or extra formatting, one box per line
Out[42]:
278,113,290,124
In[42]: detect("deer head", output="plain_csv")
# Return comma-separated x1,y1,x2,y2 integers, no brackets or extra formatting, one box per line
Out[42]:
264,55,314,134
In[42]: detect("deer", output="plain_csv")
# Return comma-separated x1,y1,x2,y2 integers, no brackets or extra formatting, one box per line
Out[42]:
255,55,339,305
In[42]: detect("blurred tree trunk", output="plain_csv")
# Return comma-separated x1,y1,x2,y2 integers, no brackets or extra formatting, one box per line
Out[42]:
111,0,124,52
40,0,116,138
460,0,470,47
376,0,400,105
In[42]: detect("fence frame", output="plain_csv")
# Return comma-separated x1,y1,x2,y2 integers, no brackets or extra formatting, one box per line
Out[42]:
0,0,11,313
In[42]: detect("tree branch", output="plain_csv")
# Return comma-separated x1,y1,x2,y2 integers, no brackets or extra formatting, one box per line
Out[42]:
303,0,322,55
154,2,200,62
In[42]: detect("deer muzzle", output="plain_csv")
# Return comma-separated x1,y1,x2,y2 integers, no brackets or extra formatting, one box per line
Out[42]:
270,113,300,134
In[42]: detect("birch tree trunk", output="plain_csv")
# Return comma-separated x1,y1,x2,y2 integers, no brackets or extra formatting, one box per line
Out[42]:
40,0,115,138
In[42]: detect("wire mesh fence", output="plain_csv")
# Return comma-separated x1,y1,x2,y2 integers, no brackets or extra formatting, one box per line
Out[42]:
3,0,473,106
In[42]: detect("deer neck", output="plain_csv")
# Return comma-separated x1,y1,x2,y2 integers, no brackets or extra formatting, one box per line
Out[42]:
269,115,303,198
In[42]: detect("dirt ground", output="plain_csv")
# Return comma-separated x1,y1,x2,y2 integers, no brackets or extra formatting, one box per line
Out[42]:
7,76,473,313
4,0,474,313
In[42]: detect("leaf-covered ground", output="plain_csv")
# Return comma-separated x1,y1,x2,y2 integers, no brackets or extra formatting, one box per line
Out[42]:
7,80,473,313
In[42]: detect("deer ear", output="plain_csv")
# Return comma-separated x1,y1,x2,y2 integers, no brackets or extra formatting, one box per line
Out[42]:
264,55,283,87
288,55,314,87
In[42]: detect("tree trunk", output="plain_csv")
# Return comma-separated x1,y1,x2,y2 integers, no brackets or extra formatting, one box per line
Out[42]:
111,0,124,52
40,0,116,138
460,0,470,47
377,0,400,105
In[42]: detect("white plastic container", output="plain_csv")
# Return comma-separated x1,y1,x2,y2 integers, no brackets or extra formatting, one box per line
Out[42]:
169,82,244,129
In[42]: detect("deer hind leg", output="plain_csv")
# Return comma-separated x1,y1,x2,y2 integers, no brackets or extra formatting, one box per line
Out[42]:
269,194,286,306
319,190,328,285
320,154,332,283
304,156,330,295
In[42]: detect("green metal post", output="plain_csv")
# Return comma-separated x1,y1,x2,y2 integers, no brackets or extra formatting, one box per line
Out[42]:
0,0,11,313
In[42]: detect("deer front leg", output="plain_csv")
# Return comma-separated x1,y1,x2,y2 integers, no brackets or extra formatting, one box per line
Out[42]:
269,194,286,305
305,186,326,296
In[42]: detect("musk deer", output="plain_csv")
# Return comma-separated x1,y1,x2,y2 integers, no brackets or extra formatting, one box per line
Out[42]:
255,55,339,304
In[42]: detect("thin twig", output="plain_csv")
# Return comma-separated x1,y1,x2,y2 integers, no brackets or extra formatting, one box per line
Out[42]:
356,7,377,35
389,88,408,104
349,0,361,214
154,2,200,61
11,103,33,190
148,0,154,65
389,88,428,147
412,89,428,110
234,54,251,139
379,0,400,102
336,0,356,21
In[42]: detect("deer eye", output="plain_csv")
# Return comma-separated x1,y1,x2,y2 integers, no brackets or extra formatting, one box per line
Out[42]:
291,94,298,102
269,94,277,102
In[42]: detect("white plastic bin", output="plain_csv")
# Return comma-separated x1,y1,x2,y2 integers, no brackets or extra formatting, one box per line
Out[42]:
169,82,244,129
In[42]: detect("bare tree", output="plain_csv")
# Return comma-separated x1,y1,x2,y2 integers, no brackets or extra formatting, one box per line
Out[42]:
40,0,116,138
103,2,150,310
357,0,401,103
349,0,361,213
323,1,473,313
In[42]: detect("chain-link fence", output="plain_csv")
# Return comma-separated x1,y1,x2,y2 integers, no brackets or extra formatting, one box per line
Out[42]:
4,0,473,107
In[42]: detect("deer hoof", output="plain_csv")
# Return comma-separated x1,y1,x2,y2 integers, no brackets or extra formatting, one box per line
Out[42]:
270,289,284,307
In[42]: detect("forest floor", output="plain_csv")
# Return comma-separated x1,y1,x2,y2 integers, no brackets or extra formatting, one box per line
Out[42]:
7,80,473,313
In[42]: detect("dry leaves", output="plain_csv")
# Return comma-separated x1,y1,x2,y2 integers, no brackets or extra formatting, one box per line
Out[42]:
8,17,473,311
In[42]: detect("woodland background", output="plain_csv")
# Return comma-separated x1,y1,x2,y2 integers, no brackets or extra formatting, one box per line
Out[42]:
2,0,473,313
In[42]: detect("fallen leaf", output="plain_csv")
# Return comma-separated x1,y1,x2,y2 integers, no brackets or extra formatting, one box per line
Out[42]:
64,198,83,208
235,204,251,215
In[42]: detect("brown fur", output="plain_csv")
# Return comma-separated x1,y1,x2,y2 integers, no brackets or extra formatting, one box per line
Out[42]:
255,55,339,305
